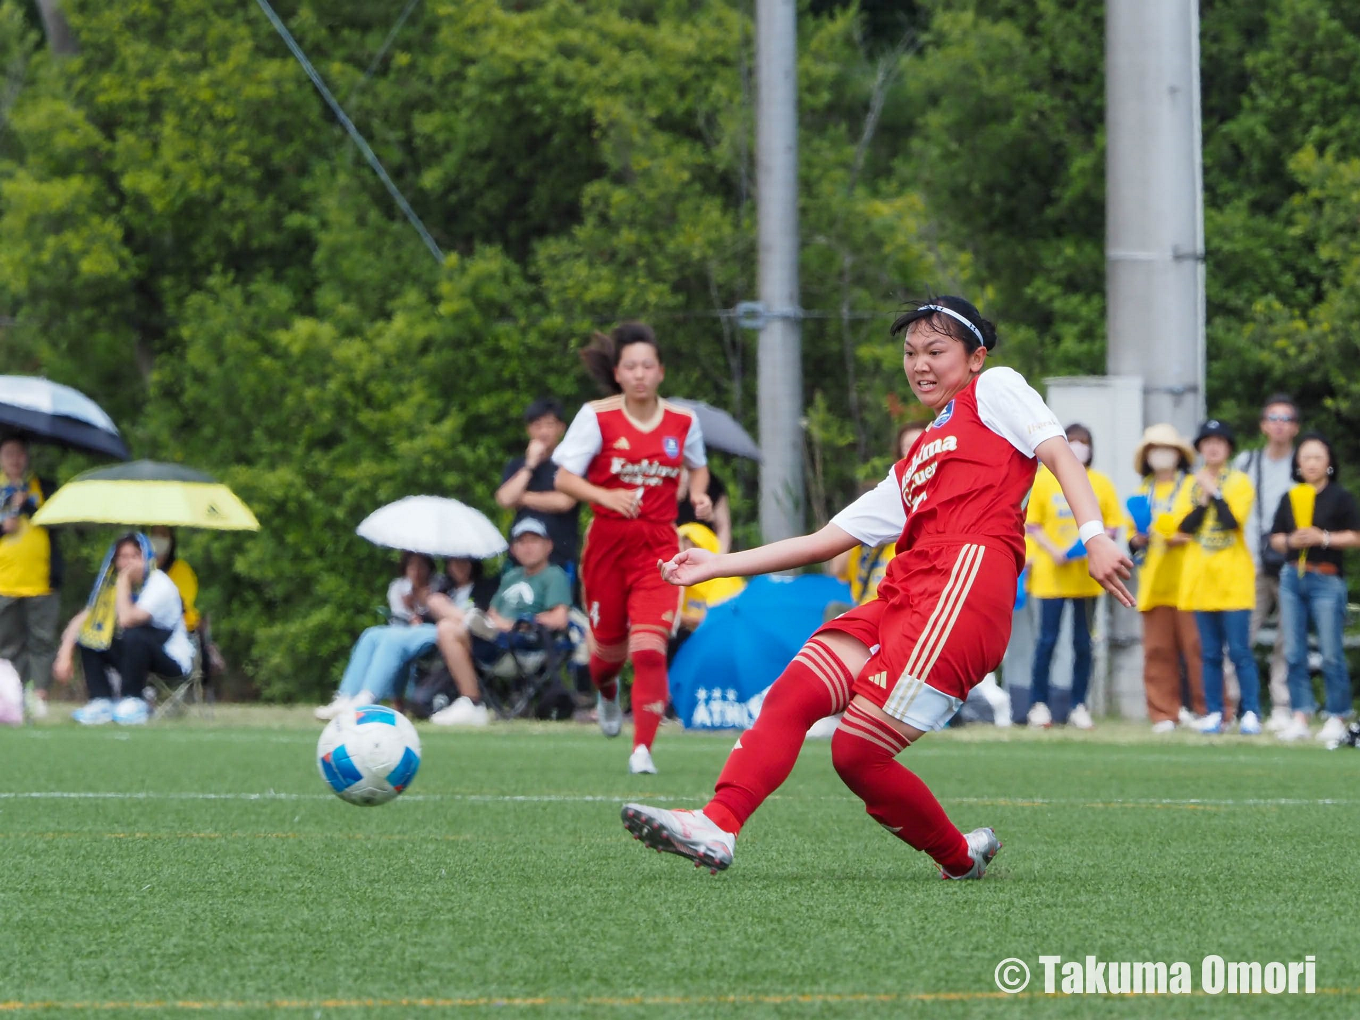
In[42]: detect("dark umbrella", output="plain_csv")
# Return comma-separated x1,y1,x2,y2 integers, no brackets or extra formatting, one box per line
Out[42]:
668,398,762,461
0,376,129,460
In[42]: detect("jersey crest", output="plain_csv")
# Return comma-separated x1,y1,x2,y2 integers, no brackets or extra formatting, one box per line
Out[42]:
928,399,956,430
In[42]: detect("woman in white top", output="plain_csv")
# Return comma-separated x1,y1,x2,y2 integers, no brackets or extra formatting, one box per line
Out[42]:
54,532,192,726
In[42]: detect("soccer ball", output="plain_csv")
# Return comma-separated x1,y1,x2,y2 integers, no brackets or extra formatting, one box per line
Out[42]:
317,705,421,806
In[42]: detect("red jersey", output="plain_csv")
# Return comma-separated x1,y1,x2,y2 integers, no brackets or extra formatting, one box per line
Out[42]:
833,368,1065,577
553,395,707,524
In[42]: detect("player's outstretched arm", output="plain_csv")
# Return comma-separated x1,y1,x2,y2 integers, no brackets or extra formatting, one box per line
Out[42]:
660,523,859,587
1035,436,1136,608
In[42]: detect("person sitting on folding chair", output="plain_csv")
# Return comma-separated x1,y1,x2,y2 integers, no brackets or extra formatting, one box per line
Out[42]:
52,532,193,726
431,518,571,726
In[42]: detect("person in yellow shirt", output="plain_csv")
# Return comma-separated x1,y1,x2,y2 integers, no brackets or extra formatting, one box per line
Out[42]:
1024,424,1121,729
1127,424,1205,732
675,523,744,634
149,527,200,633
1175,419,1261,735
0,436,62,717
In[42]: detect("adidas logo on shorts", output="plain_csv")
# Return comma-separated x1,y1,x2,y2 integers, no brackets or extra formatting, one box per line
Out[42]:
867,671,888,689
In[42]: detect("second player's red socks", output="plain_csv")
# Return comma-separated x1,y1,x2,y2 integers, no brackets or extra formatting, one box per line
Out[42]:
629,644,668,750
831,702,973,876
589,653,622,702
704,638,854,836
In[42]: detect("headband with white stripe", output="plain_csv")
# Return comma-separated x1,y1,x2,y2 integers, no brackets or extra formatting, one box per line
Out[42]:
918,304,986,347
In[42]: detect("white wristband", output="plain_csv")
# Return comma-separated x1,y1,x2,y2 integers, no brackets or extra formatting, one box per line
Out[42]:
1078,520,1105,546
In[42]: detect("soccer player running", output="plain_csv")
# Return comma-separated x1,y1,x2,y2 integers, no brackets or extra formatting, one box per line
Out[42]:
553,323,710,775
622,297,1134,877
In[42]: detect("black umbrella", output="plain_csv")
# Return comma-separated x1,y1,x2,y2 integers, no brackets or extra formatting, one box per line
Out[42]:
668,399,762,461
0,376,129,460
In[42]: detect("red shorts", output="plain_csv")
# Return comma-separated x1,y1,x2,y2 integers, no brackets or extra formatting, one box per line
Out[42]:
817,539,1015,731
579,518,682,656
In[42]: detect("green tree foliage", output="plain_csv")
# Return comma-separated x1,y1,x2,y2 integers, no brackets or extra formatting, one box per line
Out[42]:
2,0,1357,696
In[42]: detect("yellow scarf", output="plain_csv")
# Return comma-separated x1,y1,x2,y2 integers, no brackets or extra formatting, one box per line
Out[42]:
1287,483,1316,576
78,533,155,651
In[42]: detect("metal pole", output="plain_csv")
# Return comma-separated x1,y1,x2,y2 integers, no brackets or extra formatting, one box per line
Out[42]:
1105,0,1206,439
754,0,805,541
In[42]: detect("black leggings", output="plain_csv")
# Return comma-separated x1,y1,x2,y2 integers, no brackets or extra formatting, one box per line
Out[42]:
79,626,185,701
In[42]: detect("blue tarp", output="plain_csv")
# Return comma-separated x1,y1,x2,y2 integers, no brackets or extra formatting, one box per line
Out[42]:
669,573,852,730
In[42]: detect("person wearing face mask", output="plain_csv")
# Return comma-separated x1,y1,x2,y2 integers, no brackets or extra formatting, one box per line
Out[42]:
148,526,199,634
1023,424,1122,729
1128,425,1205,732
1175,419,1261,735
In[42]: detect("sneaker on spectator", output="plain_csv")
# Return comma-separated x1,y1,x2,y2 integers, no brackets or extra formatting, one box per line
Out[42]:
314,693,355,722
113,697,149,726
1177,706,1198,727
1196,711,1223,735
1265,708,1292,733
1151,719,1177,735
72,698,114,726
1026,702,1052,729
1276,717,1310,742
430,696,489,727
464,609,500,642
23,686,47,720
1316,716,1348,744
1067,704,1094,730
1238,711,1262,736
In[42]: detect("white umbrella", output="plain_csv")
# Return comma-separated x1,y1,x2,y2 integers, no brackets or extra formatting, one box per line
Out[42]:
356,496,507,559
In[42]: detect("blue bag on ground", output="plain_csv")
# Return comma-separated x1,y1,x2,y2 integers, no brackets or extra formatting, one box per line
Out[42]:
669,574,851,730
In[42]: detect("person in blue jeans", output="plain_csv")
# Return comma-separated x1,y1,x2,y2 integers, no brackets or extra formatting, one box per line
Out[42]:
315,552,454,720
1268,434,1360,744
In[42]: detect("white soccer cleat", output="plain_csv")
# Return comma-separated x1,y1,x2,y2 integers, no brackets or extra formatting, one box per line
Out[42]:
597,690,623,738
621,803,735,873
627,745,657,774
1317,716,1348,744
1238,711,1262,736
942,827,1002,880
1026,702,1052,728
430,696,489,727
314,693,355,722
1067,703,1094,730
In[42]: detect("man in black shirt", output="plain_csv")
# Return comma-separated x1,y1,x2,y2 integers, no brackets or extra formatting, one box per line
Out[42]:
496,397,580,576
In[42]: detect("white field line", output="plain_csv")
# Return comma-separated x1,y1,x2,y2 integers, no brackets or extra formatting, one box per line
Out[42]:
0,790,1352,808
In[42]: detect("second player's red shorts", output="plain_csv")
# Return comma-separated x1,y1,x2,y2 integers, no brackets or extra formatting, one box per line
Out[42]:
817,538,1016,732
579,517,682,657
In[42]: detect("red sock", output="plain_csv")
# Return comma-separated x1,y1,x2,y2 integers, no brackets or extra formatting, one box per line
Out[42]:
589,642,626,701
704,638,854,835
628,632,669,750
831,703,972,876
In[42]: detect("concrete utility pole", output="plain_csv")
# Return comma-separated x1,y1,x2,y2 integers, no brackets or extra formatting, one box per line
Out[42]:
1105,0,1206,440
754,0,805,541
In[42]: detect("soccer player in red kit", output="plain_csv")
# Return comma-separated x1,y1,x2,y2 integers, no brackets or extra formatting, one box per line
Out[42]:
621,297,1134,876
553,323,710,775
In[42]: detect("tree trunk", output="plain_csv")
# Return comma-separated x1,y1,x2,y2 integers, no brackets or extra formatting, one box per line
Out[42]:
34,0,78,56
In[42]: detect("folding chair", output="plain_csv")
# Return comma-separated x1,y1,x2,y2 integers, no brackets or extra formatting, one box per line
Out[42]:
149,633,211,721
474,620,574,721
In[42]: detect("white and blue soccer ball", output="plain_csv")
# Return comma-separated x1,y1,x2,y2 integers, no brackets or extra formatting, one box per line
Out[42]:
317,705,421,806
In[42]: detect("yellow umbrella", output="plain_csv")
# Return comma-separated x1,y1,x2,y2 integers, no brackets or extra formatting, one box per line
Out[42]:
32,461,259,531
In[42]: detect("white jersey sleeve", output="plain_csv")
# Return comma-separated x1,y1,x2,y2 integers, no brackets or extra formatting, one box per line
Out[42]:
830,467,906,547
975,367,1066,458
551,404,603,476
681,412,707,468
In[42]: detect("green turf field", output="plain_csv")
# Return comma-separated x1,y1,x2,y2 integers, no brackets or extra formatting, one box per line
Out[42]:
2,710,1357,1018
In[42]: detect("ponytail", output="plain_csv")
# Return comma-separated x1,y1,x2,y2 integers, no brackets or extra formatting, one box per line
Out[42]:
580,322,661,394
